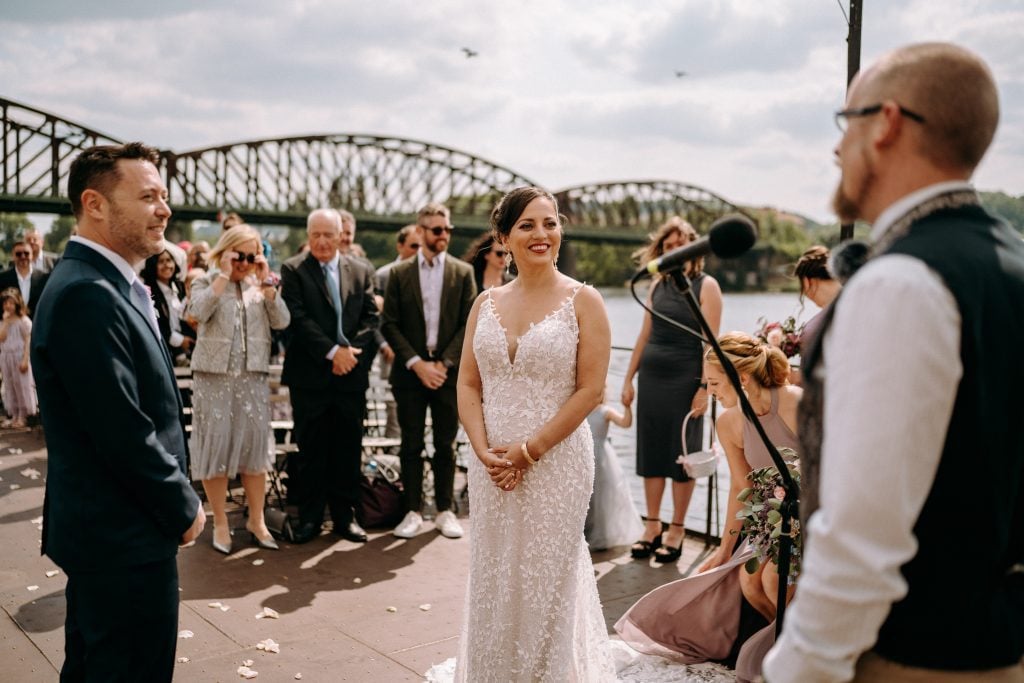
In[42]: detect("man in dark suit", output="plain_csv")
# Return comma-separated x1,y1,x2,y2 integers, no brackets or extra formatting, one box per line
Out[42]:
280,208,380,544
0,239,48,317
31,142,205,682
382,202,476,539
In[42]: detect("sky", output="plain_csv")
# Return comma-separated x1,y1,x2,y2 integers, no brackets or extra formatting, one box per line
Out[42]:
3,0,1023,226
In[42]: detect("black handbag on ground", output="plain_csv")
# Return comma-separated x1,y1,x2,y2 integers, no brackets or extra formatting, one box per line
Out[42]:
357,469,404,529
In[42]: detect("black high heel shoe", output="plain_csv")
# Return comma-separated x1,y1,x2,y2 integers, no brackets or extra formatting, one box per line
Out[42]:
630,516,664,559
653,522,684,563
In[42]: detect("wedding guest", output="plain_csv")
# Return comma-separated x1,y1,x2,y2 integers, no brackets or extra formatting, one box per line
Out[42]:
793,245,841,347
765,42,1024,682
24,228,57,273
382,202,476,540
454,185,615,679
622,217,722,563
584,389,643,551
280,209,380,545
141,247,192,365
187,225,290,553
188,240,210,271
616,332,801,680
0,288,35,428
0,240,48,318
462,233,513,291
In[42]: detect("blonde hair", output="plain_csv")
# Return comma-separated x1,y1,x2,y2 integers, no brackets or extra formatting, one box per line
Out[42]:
418,201,451,223
704,331,790,388
208,225,262,270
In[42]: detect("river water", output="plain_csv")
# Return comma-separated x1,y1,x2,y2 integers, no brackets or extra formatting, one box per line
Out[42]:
600,287,814,540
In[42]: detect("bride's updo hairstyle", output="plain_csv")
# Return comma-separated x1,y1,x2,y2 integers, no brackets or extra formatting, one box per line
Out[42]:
488,186,563,273
704,332,790,388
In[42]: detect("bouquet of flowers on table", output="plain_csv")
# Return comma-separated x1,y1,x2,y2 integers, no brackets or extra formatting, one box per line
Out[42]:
755,316,804,359
736,447,802,582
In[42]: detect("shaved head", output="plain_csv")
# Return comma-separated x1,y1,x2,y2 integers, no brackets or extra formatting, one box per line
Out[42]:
860,42,999,172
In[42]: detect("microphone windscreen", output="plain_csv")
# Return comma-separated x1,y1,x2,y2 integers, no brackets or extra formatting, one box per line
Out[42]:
707,214,758,258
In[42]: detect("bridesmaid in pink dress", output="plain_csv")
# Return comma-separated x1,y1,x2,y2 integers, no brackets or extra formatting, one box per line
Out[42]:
616,332,801,681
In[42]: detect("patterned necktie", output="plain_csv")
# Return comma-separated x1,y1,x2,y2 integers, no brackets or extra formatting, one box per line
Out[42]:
322,263,350,345
130,278,160,337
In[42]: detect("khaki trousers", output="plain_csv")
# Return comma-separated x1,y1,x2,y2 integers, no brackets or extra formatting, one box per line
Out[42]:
853,653,1024,682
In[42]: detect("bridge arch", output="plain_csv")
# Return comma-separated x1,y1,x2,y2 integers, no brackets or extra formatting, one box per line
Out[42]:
166,134,539,221
554,179,744,234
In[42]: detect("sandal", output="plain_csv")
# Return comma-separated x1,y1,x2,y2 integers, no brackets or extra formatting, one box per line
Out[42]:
653,523,685,563
630,516,664,559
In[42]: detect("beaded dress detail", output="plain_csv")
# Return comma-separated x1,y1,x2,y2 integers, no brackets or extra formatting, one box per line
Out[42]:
453,286,615,682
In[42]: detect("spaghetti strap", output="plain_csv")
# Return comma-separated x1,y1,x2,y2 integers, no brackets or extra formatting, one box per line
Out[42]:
569,283,586,301
769,386,779,415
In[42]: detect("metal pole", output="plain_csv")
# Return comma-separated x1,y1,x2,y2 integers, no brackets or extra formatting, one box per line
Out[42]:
840,0,863,242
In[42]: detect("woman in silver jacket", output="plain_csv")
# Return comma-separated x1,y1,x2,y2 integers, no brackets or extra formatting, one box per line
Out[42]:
188,225,290,553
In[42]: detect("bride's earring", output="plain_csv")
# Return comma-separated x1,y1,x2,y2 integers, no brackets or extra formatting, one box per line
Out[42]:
504,251,512,270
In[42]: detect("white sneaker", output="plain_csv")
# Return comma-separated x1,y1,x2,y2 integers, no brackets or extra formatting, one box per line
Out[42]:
393,511,423,539
435,510,464,539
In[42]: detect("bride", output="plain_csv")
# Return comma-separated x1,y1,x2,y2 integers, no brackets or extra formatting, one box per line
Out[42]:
453,186,615,681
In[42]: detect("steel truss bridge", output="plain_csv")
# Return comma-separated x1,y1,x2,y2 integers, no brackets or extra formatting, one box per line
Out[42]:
1,96,743,242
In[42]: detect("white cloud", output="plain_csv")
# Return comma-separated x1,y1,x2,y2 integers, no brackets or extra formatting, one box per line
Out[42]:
2,0,1023,223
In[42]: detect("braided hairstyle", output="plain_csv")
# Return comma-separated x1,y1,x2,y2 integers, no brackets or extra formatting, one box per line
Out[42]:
793,245,832,303
704,331,790,388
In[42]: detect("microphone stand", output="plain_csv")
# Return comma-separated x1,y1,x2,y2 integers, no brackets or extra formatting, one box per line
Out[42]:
629,269,799,635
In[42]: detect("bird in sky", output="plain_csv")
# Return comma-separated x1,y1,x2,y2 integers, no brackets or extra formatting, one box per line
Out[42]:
674,70,687,78
461,47,478,58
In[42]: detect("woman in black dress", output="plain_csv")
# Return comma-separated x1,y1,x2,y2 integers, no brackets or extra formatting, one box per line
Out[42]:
621,217,722,562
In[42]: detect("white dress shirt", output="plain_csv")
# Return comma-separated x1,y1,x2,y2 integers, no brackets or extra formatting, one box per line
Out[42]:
405,250,446,369
764,182,970,682
15,267,32,307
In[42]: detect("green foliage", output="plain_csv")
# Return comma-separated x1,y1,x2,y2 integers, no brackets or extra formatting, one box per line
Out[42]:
981,191,1024,233
0,213,36,264
45,215,76,253
571,242,637,286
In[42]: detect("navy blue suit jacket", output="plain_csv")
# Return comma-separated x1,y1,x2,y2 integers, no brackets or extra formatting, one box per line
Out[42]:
31,241,199,572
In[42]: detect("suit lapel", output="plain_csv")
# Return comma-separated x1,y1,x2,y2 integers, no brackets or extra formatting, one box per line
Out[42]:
409,257,425,320
303,253,333,307
63,242,182,408
437,256,457,341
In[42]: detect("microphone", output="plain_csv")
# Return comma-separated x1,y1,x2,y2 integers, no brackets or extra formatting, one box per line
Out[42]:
640,214,758,277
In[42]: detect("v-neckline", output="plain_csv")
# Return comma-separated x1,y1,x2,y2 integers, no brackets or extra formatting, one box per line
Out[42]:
486,295,574,366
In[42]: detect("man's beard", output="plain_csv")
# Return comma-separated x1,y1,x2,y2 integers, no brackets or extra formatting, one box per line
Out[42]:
109,202,162,263
831,162,875,224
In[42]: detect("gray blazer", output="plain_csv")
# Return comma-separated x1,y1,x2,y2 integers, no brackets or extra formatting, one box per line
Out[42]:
187,271,290,374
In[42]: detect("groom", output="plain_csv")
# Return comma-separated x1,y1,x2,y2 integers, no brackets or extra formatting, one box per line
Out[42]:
33,143,205,681
764,43,1024,681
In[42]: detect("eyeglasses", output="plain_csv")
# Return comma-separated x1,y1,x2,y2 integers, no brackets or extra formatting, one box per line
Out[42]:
233,253,257,264
422,226,452,236
834,103,926,132
408,243,421,249
13,251,30,257
492,249,507,258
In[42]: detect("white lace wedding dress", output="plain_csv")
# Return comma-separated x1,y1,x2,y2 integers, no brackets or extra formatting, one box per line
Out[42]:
426,287,735,683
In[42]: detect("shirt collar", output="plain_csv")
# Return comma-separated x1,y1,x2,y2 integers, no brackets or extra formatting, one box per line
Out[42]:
69,235,138,286
318,251,341,271
870,180,975,242
418,250,446,269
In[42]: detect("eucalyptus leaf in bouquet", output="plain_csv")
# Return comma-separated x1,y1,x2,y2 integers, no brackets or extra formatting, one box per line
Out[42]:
735,447,801,581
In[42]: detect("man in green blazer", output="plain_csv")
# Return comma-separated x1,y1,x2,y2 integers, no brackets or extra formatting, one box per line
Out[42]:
382,202,477,539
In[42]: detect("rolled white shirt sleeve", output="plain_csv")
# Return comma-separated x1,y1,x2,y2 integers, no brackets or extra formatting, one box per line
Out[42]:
763,255,961,682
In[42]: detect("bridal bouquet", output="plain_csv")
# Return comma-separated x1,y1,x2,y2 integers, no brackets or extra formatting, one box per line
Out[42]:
754,316,803,359
736,448,802,580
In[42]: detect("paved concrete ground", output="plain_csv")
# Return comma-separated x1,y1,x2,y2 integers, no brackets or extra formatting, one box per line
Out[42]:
0,428,719,682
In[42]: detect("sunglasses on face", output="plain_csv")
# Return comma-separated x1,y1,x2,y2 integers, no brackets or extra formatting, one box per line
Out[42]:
408,243,421,249
492,249,507,257
423,226,452,237
233,253,257,264
13,251,30,257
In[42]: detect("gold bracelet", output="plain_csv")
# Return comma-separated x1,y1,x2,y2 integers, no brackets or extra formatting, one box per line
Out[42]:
521,440,537,466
